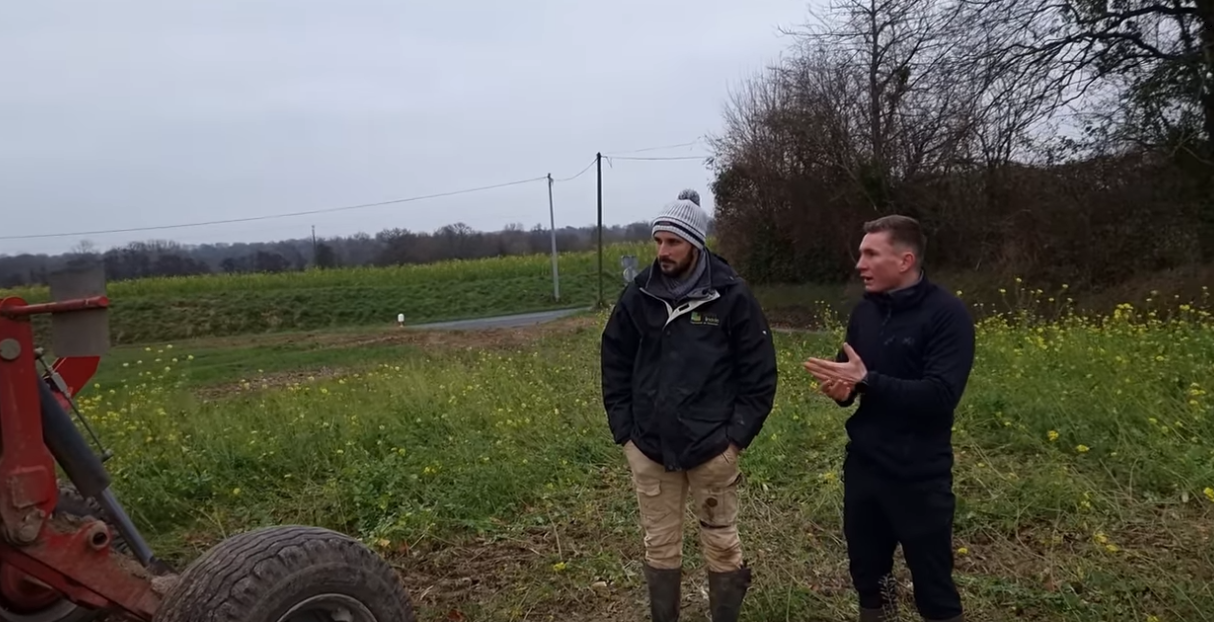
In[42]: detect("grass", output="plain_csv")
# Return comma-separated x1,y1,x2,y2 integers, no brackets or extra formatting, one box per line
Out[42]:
1,242,653,345
58,280,1214,621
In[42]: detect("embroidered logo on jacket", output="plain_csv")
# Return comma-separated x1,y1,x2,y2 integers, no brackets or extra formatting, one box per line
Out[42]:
689,311,720,326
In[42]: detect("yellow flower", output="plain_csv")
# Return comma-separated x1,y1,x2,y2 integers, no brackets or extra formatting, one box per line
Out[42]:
1076,444,1089,453
1047,430,1059,442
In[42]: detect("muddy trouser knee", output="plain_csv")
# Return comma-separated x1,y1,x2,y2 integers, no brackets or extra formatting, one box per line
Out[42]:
687,446,744,573
843,456,963,621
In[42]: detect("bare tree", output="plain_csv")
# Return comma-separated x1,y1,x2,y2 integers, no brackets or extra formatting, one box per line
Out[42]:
706,0,1211,286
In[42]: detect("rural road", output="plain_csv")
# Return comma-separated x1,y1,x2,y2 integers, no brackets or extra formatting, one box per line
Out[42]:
407,306,827,336
408,307,588,331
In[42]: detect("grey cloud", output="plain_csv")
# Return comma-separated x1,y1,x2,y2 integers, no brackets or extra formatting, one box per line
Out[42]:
1,0,808,255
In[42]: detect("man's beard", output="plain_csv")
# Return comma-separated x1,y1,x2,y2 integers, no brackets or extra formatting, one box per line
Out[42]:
659,256,691,278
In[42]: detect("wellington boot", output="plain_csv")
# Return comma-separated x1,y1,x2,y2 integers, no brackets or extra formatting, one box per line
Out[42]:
707,565,752,622
642,564,681,622
859,607,895,622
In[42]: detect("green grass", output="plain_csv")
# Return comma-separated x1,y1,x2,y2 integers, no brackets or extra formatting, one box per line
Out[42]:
64,283,1214,622
1,242,652,345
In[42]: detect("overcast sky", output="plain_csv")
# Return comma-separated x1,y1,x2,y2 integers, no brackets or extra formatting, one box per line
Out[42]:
0,1,812,256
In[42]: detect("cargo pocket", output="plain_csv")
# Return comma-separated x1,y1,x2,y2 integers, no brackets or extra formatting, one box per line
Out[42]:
634,478,671,530
624,443,674,528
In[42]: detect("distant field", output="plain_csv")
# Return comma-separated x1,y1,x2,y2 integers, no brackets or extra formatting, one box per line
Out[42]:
9,239,1212,347
2,242,653,345
73,291,1214,621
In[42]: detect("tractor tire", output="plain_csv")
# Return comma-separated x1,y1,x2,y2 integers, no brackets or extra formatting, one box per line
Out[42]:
152,525,416,622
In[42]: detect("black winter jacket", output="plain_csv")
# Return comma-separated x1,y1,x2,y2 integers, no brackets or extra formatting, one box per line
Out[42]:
835,274,975,482
600,252,778,472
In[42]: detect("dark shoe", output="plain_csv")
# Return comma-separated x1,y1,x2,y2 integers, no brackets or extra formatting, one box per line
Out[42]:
858,607,893,622
707,565,752,622
643,564,682,622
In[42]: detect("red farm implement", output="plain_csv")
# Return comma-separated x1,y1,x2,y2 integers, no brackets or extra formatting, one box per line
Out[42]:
0,266,415,622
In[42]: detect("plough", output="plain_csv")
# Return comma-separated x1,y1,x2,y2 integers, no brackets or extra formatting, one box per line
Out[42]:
0,265,415,621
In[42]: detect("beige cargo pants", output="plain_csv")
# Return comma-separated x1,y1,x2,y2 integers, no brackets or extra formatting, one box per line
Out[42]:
623,441,744,573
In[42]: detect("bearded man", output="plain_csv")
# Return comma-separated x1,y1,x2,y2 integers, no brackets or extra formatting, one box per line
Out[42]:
600,189,778,622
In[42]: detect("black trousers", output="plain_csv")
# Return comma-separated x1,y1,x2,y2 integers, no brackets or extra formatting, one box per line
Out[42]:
842,453,962,621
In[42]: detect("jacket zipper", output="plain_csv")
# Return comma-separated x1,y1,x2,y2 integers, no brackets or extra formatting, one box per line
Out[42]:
640,287,720,327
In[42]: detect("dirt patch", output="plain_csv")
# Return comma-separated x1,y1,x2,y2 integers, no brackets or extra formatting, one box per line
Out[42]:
764,308,829,330
389,530,645,622
195,367,349,401
196,315,600,400
308,314,600,351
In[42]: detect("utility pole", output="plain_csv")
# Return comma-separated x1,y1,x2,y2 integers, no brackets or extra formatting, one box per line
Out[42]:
311,225,317,269
546,173,560,302
596,152,603,307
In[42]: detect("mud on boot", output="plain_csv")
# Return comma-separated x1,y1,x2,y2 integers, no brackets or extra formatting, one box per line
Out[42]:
707,564,752,622
643,564,682,622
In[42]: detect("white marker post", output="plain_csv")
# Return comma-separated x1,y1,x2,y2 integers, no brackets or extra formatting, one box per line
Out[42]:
397,313,405,328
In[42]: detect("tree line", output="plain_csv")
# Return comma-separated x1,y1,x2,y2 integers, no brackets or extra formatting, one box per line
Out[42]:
707,0,1213,289
0,220,675,288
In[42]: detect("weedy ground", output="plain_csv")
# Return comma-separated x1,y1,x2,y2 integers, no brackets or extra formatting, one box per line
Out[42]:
72,284,1213,622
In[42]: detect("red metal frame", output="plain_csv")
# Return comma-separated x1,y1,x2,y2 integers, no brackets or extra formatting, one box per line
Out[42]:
0,295,159,620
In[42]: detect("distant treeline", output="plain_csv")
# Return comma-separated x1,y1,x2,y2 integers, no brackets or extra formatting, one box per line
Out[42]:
0,219,712,288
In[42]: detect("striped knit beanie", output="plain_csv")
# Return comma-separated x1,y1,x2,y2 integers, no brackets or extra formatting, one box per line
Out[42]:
651,189,709,250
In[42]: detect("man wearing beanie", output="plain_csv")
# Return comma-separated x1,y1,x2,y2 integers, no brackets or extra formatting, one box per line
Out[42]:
600,189,778,622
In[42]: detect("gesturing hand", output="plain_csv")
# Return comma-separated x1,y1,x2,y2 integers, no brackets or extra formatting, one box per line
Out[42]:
818,378,855,401
802,343,868,385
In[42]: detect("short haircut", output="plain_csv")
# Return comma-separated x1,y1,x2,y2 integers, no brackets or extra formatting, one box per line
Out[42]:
863,214,926,263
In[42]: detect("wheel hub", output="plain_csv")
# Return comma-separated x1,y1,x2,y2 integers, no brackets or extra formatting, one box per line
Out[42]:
276,594,379,622
0,560,93,622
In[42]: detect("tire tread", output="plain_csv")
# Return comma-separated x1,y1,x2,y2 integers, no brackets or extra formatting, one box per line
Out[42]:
153,526,414,622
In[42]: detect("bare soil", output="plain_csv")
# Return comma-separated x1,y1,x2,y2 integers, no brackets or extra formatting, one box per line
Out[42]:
195,315,599,401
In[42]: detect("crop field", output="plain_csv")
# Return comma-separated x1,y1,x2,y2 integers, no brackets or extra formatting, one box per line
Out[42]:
60,281,1214,622
3,241,654,345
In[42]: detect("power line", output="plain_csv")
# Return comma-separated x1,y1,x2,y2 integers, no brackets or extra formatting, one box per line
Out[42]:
603,138,704,155
555,139,706,181
605,154,711,161
2,138,712,241
0,176,547,241
552,157,597,183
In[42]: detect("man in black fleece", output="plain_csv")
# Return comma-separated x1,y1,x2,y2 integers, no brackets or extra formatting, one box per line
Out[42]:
803,215,975,622
601,189,778,622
